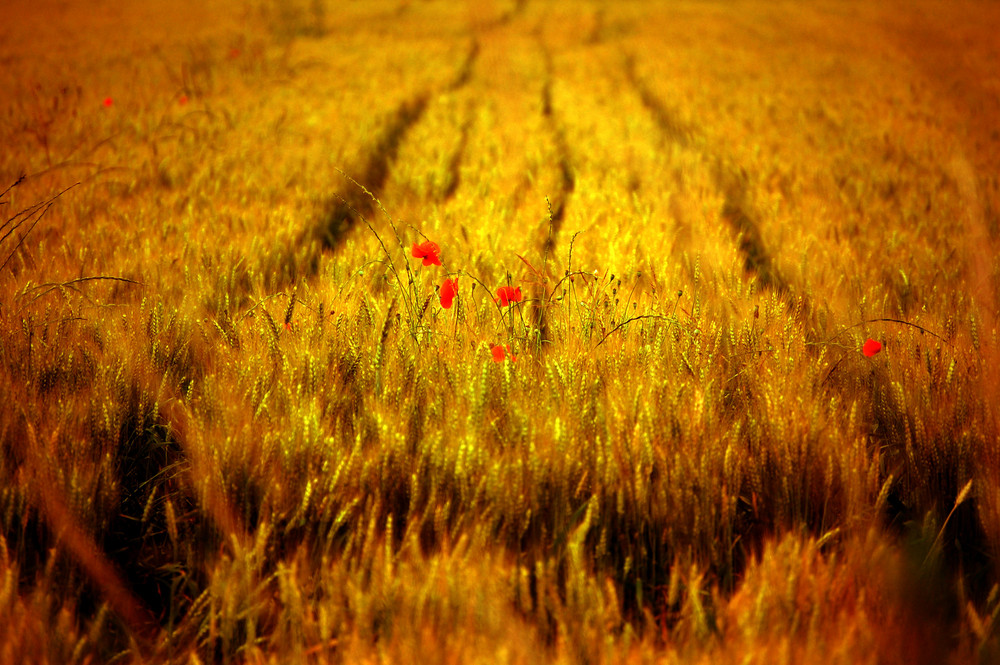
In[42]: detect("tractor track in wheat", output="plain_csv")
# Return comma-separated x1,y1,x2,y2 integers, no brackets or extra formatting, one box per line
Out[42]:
622,51,788,294
538,38,575,258
318,39,480,251
618,41,946,551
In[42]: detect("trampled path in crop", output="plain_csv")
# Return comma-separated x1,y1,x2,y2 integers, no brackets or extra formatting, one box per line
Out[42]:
2,0,995,306
320,4,772,279
308,5,763,349
302,0,996,329
292,0,1000,588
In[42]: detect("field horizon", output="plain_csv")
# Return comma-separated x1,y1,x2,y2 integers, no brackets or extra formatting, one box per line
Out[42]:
2,0,1000,663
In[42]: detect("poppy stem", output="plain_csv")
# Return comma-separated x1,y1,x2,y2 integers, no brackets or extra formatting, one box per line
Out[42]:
542,196,555,273
809,317,949,346
595,313,679,348
547,270,595,303
1,181,78,275
459,269,511,326
336,171,422,338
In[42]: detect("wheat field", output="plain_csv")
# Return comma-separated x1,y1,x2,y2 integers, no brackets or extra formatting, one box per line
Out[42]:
2,0,1000,663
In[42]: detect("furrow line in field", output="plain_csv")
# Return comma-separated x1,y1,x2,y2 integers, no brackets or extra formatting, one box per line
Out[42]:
318,93,430,250
472,0,529,31
584,8,606,45
539,41,575,256
622,52,788,293
493,0,529,28
449,38,480,92
435,40,480,202
532,38,577,346
622,54,693,149
440,114,473,203
715,165,788,293
319,39,480,250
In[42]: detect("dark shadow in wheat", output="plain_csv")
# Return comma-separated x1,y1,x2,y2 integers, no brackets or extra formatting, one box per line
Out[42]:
101,417,209,637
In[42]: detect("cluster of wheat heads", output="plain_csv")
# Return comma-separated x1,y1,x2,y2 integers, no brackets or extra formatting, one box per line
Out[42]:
3,0,1000,663
4,167,999,663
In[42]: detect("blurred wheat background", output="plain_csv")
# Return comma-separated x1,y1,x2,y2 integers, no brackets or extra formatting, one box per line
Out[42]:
2,0,999,663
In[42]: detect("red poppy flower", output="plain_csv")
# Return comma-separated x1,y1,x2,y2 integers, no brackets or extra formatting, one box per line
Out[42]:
178,94,189,105
102,97,113,108
411,240,442,266
862,338,882,357
494,285,522,306
440,278,458,309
